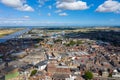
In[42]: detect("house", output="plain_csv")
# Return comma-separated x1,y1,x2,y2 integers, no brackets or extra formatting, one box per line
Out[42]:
11,51,27,58
112,69,120,78
56,66,71,74
47,63,56,73
52,74,76,80
35,60,48,71
52,74,70,80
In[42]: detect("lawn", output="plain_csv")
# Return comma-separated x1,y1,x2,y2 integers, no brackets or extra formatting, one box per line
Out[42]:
5,72,19,80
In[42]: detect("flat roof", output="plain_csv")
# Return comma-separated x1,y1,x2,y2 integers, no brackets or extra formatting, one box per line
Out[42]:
35,60,48,67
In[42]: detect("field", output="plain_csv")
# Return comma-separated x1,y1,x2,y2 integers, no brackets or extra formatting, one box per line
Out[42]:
0,29,22,38
5,72,19,80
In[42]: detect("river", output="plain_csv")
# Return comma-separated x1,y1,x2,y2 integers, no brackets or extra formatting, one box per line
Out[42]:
0,28,32,43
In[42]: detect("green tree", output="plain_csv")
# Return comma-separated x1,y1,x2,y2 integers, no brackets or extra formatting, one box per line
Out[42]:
30,70,37,76
69,40,76,46
108,73,112,77
84,71,93,80
76,40,83,45
54,39,62,43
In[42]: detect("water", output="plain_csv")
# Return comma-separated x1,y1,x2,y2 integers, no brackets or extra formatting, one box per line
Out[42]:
0,28,32,43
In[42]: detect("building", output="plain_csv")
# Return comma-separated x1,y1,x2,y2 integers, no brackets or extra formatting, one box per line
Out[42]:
35,60,48,71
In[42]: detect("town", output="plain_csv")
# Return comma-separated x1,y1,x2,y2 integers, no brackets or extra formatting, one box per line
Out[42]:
0,27,120,80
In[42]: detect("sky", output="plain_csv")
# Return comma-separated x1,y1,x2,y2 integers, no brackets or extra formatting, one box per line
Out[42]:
0,0,120,26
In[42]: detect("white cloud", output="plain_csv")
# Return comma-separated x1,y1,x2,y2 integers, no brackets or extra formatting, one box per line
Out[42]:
48,13,51,16
0,21,23,24
23,16,29,19
56,0,89,10
55,9,62,13
0,16,30,21
0,0,34,11
0,16,32,26
48,5,52,9
59,12,68,16
38,0,49,7
16,4,34,11
0,0,23,7
96,0,120,13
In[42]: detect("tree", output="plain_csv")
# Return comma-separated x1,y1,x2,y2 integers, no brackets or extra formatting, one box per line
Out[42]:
108,73,112,77
30,70,37,76
54,39,62,43
76,40,83,45
84,71,93,80
98,70,103,76
69,40,76,46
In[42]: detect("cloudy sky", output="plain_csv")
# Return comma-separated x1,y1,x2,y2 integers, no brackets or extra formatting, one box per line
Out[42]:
0,0,120,26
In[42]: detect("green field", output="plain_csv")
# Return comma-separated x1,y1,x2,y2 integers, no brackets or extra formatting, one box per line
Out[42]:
5,72,19,80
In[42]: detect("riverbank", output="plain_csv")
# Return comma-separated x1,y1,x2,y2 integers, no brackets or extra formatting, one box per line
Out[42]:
0,28,23,38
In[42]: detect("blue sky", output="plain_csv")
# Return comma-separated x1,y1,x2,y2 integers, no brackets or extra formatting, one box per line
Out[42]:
0,0,120,26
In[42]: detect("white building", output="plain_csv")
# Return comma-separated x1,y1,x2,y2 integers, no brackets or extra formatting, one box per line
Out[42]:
35,60,48,71
112,69,120,78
